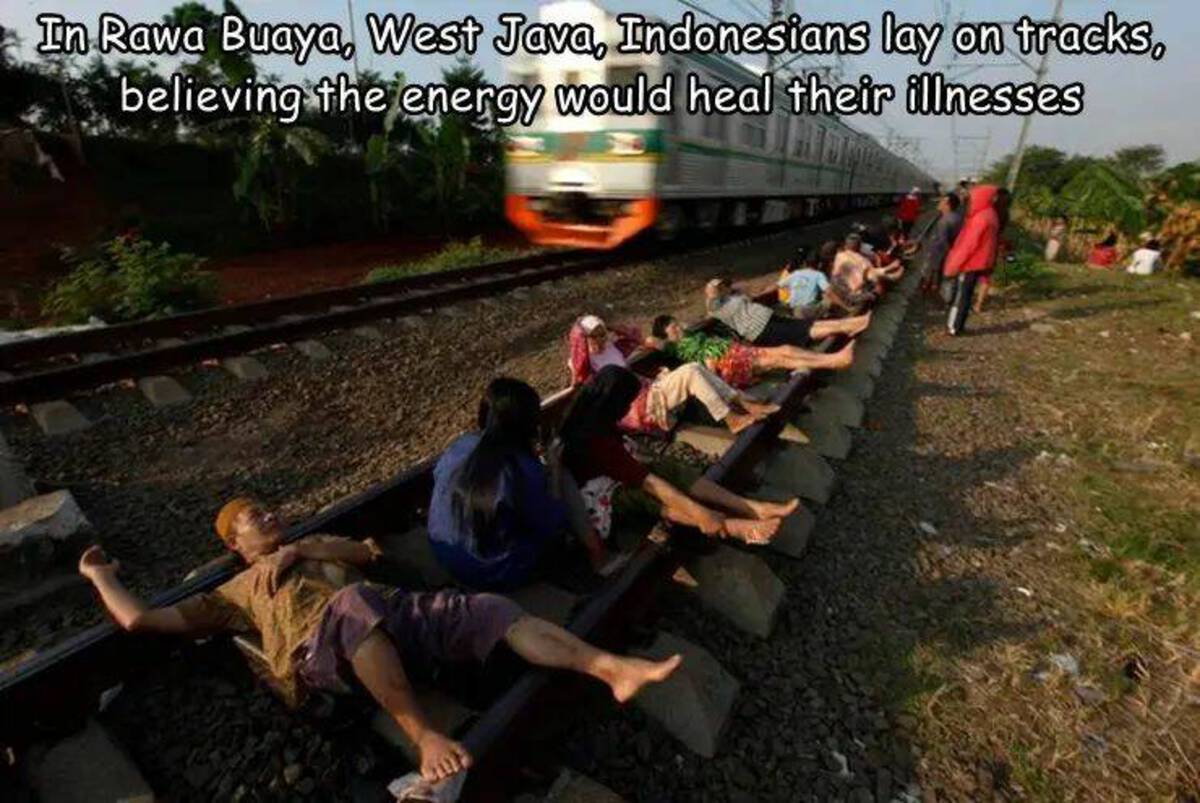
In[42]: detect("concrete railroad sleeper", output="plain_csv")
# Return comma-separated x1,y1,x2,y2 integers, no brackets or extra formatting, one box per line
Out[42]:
2,242,918,801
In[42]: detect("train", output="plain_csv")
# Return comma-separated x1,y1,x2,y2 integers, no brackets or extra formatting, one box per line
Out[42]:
504,0,938,249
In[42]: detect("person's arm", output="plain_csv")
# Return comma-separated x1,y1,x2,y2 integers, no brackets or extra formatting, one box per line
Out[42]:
79,546,196,635
293,535,382,566
641,473,726,537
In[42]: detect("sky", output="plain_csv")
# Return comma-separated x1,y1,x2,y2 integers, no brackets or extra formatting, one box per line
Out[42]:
9,0,1200,182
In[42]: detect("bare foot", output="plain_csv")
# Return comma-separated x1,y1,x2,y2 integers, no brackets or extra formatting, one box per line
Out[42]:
725,411,758,434
845,312,872,337
724,517,782,544
608,653,684,703
823,341,856,370
739,398,781,418
748,497,801,520
417,731,473,782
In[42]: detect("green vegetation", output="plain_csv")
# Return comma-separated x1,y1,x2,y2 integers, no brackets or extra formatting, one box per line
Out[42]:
3,4,505,263
363,238,524,284
43,236,216,324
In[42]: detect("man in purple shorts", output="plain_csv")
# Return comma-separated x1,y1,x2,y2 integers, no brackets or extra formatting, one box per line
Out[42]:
78,497,681,783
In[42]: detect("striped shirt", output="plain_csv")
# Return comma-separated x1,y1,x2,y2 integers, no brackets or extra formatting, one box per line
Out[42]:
707,293,772,342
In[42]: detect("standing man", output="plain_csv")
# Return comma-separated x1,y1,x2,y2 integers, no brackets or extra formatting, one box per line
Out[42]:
896,187,922,237
921,193,964,298
944,185,1001,336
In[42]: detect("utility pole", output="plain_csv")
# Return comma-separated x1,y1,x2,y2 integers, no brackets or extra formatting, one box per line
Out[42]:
1006,0,1064,191
346,0,361,147
765,0,785,73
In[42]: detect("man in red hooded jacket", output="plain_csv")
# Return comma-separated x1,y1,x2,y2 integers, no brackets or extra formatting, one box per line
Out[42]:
943,184,1000,335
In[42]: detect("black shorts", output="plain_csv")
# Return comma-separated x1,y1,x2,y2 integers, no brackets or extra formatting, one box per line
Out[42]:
755,316,814,348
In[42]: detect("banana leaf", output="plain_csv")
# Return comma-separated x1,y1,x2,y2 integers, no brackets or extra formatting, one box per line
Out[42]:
1059,163,1147,234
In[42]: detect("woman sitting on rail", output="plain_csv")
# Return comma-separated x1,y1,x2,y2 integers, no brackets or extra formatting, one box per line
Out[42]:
427,378,610,590
558,365,800,545
569,314,778,435
77,498,681,784
705,276,872,347
643,314,855,389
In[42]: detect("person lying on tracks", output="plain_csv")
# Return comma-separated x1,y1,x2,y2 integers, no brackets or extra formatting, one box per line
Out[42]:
704,276,871,348
643,314,855,389
557,365,800,545
427,377,615,590
569,315,778,436
776,247,832,321
77,499,682,783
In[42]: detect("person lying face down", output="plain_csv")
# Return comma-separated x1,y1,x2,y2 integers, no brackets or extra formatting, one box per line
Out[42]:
644,314,855,388
557,364,802,545
77,499,681,784
567,314,779,436
704,276,872,348
427,377,612,588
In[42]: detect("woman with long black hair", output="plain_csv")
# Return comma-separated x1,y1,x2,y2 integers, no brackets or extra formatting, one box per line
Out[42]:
428,377,608,589
558,366,800,545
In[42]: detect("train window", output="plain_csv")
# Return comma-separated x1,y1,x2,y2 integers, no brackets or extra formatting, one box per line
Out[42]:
792,121,807,158
813,126,827,163
512,71,539,89
775,116,788,153
740,116,767,150
607,66,641,87
702,112,725,141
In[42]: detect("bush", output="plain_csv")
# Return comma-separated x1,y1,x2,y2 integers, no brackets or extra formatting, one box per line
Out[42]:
363,238,523,283
43,236,217,324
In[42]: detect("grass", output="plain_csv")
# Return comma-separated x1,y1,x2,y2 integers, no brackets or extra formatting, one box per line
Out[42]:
363,237,526,283
900,233,1200,801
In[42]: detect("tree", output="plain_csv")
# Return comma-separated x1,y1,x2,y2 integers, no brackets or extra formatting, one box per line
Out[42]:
1059,162,1147,234
363,73,411,231
231,117,330,234
1109,145,1165,180
163,1,256,84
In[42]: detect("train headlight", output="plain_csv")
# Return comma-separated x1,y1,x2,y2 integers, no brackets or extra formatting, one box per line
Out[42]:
507,136,546,156
607,133,646,156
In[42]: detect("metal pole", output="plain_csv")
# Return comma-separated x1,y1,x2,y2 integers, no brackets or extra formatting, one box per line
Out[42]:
1006,0,1064,191
765,0,784,73
346,0,361,147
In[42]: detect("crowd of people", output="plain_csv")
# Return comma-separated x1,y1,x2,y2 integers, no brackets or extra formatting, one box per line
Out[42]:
76,207,924,786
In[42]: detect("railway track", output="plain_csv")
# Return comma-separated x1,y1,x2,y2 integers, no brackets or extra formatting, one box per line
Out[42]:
0,223,807,410
1,263,922,800
1,209,921,799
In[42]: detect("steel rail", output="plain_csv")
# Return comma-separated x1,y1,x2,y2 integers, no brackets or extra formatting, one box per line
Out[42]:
0,248,588,370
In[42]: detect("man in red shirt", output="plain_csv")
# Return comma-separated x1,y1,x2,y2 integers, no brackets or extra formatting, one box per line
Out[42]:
896,188,922,236
944,185,1001,336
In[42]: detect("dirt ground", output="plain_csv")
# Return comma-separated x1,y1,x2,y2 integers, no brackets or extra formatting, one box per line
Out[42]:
548,252,1200,802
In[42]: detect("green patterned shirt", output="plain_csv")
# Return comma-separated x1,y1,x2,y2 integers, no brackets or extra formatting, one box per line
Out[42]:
665,332,732,364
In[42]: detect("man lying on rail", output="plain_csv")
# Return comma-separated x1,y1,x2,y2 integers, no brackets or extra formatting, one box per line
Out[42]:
643,314,855,388
704,276,872,347
428,377,616,590
569,314,779,436
557,365,799,545
78,500,681,783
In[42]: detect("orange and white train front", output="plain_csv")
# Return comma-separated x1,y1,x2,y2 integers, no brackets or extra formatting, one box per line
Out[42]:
504,1,665,249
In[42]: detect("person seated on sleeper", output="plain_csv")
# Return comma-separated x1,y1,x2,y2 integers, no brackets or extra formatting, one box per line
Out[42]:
777,247,832,321
77,498,681,783
643,314,855,389
704,276,871,348
427,377,615,590
568,314,779,436
829,234,897,313
557,365,800,545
